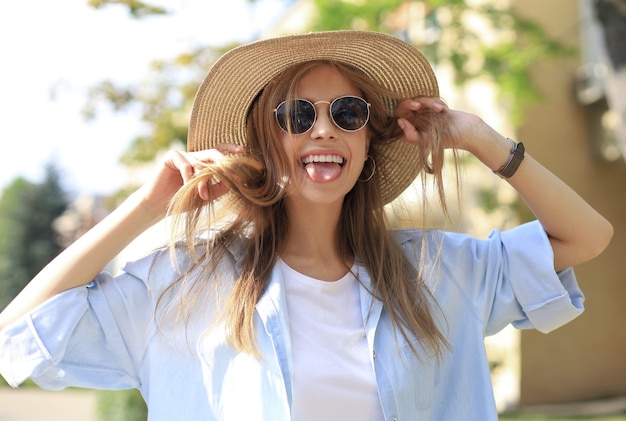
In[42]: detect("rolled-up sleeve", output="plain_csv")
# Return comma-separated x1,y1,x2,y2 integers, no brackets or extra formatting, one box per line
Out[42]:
0,287,89,388
409,220,584,337
461,221,583,335
0,259,157,390
501,222,583,333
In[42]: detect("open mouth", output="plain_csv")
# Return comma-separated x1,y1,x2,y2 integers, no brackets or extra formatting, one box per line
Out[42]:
300,154,345,182
301,154,345,167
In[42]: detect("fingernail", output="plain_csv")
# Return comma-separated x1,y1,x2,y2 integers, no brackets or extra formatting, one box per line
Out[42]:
397,119,405,129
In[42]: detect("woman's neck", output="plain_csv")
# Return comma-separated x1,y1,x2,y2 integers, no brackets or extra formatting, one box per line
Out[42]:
280,200,353,281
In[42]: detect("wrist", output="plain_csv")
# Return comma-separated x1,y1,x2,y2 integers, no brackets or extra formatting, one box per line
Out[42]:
462,129,513,170
493,139,525,178
125,189,167,227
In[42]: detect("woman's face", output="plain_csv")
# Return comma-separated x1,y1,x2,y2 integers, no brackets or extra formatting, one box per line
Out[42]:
278,65,369,207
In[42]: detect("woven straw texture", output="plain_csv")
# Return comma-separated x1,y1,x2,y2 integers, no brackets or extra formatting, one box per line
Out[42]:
188,30,439,204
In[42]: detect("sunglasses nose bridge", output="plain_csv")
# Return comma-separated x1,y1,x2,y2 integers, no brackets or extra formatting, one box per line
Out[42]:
310,100,337,133
312,100,331,107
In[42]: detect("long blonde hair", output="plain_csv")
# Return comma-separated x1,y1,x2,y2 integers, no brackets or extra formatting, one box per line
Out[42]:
165,61,451,357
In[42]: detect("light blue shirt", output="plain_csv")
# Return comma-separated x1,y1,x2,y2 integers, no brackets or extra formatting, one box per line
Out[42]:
0,221,583,420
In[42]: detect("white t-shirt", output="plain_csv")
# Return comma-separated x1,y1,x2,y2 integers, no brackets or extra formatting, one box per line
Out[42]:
280,259,385,421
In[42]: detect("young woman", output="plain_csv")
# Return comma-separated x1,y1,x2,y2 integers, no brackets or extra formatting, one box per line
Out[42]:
0,31,613,420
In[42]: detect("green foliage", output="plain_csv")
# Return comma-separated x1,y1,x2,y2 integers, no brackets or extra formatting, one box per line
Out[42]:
96,389,148,421
0,164,69,310
82,46,228,165
311,0,405,31
87,0,169,18
478,7,575,123
308,0,573,124
0,177,31,305
476,186,501,214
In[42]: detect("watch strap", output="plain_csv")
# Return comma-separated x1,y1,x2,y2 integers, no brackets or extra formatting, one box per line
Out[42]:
494,139,525,179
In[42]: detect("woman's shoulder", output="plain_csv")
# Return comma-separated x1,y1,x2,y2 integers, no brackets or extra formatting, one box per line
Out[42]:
391,227,443,247
392,221,545,248
119,229,246,291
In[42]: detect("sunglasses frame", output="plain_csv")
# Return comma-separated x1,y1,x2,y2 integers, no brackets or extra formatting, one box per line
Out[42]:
274,95,371,134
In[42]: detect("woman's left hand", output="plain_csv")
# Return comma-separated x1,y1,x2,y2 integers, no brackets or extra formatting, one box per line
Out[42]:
396,98,453,147
395,97,501,154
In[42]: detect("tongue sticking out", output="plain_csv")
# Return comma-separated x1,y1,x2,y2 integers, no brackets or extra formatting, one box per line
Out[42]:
304,162,342,182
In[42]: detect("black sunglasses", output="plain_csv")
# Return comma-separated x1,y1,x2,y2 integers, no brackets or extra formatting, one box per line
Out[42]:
274,95,371,134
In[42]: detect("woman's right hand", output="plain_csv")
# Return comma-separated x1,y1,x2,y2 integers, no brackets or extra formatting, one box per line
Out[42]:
137,144,246,221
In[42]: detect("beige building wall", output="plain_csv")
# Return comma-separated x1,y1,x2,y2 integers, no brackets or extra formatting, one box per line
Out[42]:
514,0,626,405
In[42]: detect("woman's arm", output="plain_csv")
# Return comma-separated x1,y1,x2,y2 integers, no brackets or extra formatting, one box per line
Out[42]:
0,146,242,331
397,100,613,272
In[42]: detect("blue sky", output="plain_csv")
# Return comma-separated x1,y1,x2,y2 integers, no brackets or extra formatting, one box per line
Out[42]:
0,0,285,196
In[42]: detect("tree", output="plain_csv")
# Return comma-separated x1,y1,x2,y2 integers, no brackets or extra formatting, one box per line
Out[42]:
0,164,69,310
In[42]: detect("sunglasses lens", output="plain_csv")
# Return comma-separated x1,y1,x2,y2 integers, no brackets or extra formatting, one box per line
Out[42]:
331,97,369,131
275,96,369,133
275,100,316,134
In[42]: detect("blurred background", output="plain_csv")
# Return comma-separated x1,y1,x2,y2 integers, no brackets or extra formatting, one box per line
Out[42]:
0,0,624,420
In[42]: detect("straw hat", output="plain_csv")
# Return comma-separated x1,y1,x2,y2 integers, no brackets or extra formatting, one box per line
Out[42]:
188,30,439,204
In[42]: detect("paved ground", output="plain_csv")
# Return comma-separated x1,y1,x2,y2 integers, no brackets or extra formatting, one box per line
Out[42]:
0,388,97,421
1,387,624,420
515,396,626,417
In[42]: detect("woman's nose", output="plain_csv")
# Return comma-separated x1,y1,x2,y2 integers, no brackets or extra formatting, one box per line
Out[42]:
309,104,338,140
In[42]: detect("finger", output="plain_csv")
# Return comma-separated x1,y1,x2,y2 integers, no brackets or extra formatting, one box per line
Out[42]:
166,149,220,184
165,150,197,184
198,179,210,201
178,145,246,201
398,118,422,144
198,180,230,202
430,101,446,112
396,99,421,118
411,98,447,112
397,118,429,145
397,98,446,121
212,181,230,200
215,143,246,155
186,144,246,171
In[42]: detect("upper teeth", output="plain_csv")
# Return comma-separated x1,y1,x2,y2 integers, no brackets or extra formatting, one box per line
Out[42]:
301,154,344,165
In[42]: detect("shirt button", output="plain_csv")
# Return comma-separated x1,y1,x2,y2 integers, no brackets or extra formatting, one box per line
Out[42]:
372,349,377,358
390,418,398,421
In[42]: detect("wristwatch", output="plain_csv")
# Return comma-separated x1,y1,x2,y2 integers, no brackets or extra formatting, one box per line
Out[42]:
494,139,525,179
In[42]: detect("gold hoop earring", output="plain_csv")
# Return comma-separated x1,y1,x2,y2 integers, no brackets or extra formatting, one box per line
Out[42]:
359,155,376,182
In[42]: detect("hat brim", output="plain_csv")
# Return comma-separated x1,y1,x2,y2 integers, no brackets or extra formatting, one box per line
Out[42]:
188,30,439,204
